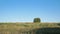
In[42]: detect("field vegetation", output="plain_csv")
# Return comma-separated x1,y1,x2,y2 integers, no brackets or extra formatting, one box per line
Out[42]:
0,22,60,34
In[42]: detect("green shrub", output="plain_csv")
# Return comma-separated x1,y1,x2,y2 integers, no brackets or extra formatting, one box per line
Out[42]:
33,18,41,23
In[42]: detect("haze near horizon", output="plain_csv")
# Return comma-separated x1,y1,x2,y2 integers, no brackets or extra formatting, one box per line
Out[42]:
0,0,60,22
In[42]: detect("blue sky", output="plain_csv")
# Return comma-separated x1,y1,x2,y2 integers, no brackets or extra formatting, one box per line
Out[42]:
0,0,60,22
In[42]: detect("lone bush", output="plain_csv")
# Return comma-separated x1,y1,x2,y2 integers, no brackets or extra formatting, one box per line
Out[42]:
33,18,41,23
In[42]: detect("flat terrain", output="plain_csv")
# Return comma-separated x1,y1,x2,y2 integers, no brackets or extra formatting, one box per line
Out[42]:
0,22,60,34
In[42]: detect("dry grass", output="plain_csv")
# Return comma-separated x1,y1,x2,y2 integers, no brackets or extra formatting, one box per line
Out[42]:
0,22,60,34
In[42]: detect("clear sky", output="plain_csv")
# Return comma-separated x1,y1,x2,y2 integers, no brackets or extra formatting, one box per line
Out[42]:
0,0,60,22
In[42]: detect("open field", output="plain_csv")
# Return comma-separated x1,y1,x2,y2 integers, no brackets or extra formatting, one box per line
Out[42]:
0,22,60,34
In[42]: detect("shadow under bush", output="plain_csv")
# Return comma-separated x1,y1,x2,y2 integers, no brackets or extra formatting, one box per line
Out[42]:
30,27,60,34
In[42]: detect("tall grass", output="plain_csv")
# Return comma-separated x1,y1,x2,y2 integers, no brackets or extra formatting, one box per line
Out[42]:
0,22,60,34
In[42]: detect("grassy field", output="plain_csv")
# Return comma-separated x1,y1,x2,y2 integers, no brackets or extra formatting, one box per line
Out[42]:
0,22,60,34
